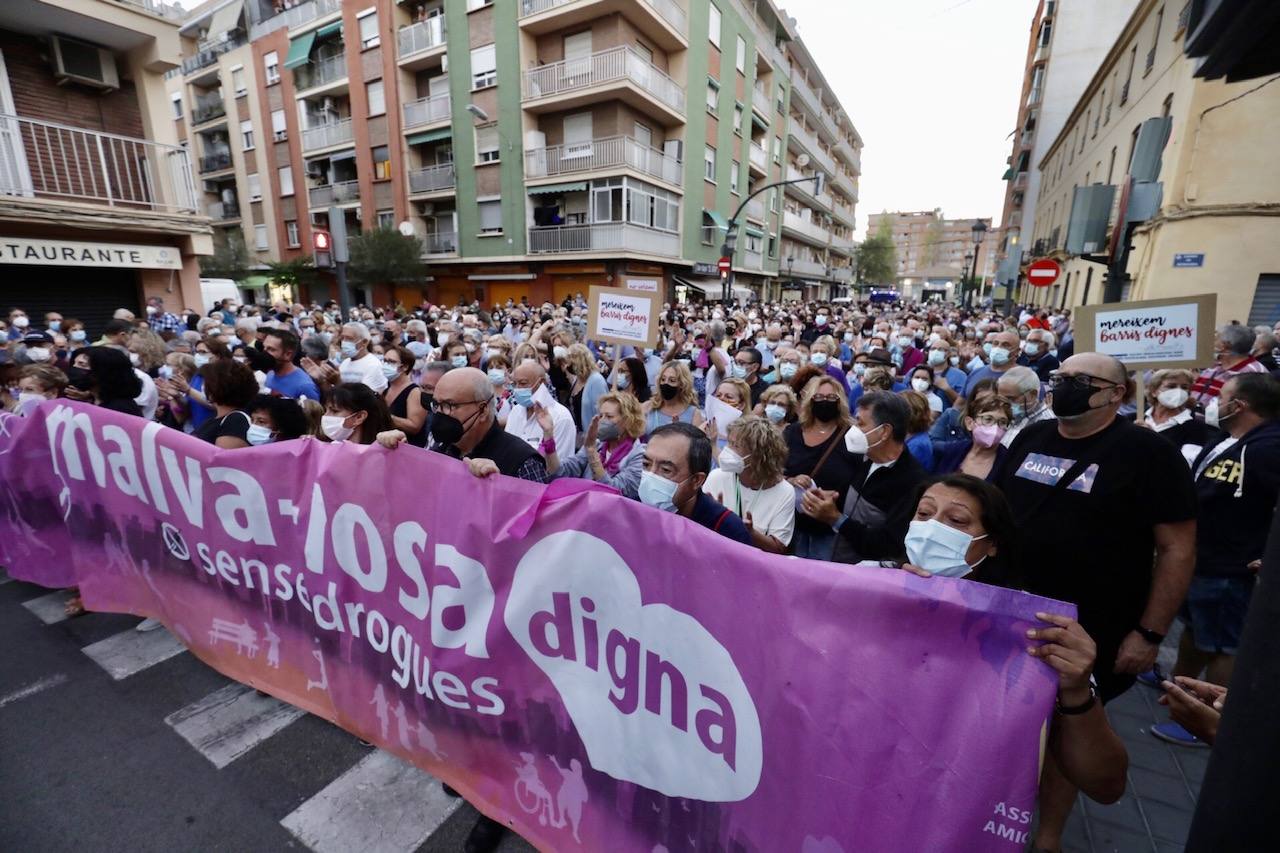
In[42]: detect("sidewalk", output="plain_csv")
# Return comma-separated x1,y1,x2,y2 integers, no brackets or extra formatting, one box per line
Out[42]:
1061,626,1206,853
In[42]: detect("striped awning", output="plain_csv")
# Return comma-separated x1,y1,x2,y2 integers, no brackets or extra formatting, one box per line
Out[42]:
528,182,587,195
406,128,452,145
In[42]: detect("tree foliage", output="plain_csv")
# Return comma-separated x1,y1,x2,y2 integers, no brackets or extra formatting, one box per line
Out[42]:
856,217,898,285
199,230,251,281
346,227,424,287
266,256,319,290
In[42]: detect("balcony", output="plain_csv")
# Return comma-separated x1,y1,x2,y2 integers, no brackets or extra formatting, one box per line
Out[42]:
308,179,360,208
831,170,856,200
518,0,687,52
190,95,226,126
1026,86,1042,107
115,0,185,20
790,74,820,120
751,85,771,118
787,257,826,278
743,196,765,222
398,17,447,66
283,0,342,33
294,54,347,94
830,234,855,256
1014,172,1028,190
782,210,831,246
403,92,451,129
744,248,764,269
834,138,860,174
301,118,353,152
182,35,247,77
789,123,836,176
422,229,458,256
1033,43,1049,63
199,150,233,173
528,222,680,256
748,142,767,174
206,200,240,220
521,46,686,124
785,165,833,210
0,113,197,214
525,135,682,186
408,163,456,195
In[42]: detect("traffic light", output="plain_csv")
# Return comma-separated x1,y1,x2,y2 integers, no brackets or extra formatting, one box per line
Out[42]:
313,229,332,268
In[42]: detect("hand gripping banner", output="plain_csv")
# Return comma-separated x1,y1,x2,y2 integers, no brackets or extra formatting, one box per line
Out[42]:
0,403,1072,851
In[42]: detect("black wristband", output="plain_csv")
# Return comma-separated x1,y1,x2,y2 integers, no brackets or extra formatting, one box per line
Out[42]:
1056,687,1097,716
1136,625,1165,645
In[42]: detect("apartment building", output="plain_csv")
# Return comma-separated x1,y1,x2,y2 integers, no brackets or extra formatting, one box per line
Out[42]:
166,0,862,308
1025,0,1280,324
993,0,1138,300
0,0,211,330
866,210,997,302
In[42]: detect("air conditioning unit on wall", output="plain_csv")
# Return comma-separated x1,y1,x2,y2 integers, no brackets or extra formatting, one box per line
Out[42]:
51,35,119,91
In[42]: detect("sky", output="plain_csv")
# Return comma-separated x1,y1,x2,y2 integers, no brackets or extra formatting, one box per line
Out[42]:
781,0,1036,237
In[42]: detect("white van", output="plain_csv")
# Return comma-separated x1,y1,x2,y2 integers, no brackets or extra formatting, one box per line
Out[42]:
200,278,241,313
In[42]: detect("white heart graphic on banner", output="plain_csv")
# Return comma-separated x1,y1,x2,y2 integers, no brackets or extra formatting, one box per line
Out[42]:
505,531,762,801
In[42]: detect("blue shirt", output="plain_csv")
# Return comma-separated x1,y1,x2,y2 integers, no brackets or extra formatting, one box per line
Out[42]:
906,432,935,472
943,366,967,394
689,492,752,544
961,364,1010,398
266,366,321,401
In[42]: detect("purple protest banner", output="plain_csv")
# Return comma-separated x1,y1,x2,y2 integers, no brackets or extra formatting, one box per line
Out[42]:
0,403,1072,851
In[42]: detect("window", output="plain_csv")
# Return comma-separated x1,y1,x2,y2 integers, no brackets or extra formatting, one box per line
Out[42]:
770,188,778,211
704,145,716,182
255,224,268,250
277,165,294,197
706,79,718,114
1039,19,1052,47
247,172,261,201
373,145,391,180
773,135,781,162
1082,112,1090,148
231,66,246,97
286,220,300,248
777,87,785,113
466,0,492,9
1106,146,1117,183
367,79,385,116
476,123,500,163
1162,93,1173,119
377,210,394,230
264,51,279,85
730,160,740,194
240,120,254,150
709,4,721,48
733,104,743,133
170,93,183,119
735,36,746,73
1146,7,1163,75
471,44,496,89
563,112,593,158
478,198,502,234
271,109,287,141
357,8,379,49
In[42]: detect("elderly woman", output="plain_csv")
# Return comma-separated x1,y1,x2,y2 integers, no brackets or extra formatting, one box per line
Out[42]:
809,334,852,397
1143,368,1214,465
757,383,798,429
932,395,1013,481
541,392,645,499
703,415,794,553
644,361,705,434
703,377,752,452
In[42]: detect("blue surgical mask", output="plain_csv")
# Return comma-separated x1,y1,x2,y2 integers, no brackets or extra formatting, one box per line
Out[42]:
967,355,985,372
340,340,358,358
950,355,960,366
1011,403,1026,421
982,342,994,356
990,347,1011,366
764,403,786,423
927,350,946,366
381,362,400,380
638,471,683,513
513,387,534,408
70,329,87,343
810,352,828,367
246,424,274,446
615,373,629,389
194,353,211,368
731,363,748,380
779,363,798,379
48,321,61,332
1023,343,1040,356
451,355,467,369
904,518,988,578
487,368,507,384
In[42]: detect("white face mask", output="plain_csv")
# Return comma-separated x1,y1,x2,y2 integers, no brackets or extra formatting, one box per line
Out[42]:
1157,388,1189,409
845,425,870,454
905,518,988,578
246,423,274,446
911,377,931,394
26,347,50,363
718,447,748,475
321,414,354,442
1205,397,1238,429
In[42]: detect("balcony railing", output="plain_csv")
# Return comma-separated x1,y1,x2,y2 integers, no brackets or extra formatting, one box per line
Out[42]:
398,17,447,59
115,0,185,20
528,222,680,256
744,248,763,269
788,258,826,278
520,0,687,35
301,118,353,152
783,210,831,244
525,135,682,184
785,165,833,209
0,113,197,213
403,92,451,128
408,163,456,194
294,54,347,92
308,179,360,207
191,95,226,125
1014,172,1028,189
749,142,767,170
282,0,342,32
207,200,240,220
182,34,248,75
522,46,685,115
791,123,835,175
752,86,770,116
422,229,457,255
791,74,819,115
199,150,233,172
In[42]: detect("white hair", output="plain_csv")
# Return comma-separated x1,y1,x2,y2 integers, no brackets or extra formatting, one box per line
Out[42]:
342,322,371,343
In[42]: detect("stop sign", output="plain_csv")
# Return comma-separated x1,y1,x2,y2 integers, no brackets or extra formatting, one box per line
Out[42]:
1027,257,1061,287
718,256,732,273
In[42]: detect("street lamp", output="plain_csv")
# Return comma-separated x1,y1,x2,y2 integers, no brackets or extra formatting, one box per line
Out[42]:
721,154,821,304
967,220,988,306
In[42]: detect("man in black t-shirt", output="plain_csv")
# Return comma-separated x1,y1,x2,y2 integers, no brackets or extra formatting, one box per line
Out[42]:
996,352,1197,853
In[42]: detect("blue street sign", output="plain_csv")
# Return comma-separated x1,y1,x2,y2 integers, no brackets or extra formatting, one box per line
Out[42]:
1173,253,1205,268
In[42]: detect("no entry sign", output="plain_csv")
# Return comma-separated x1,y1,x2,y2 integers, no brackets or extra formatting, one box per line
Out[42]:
1027,258,1061,287
718,257,732,273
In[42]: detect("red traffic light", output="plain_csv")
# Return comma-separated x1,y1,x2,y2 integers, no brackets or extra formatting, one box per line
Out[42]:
313,229,332,252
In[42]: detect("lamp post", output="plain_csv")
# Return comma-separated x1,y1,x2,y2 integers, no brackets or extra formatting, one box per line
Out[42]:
967,220,988,307
963,251,973,305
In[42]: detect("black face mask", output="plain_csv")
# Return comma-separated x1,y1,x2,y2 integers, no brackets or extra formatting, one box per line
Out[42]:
429,403,486,447
659,383,679,401
812,400,840,422
66,366,93,391
1050,379,1110,419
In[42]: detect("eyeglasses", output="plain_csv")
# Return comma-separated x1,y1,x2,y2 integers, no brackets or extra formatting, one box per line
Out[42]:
1049,372,1119,391
430,396,491,415
812,394,841,403
973,414,1010,428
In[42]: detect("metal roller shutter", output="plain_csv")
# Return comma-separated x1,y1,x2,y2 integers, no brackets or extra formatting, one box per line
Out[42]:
1247,274,1280,327
1,265,140,338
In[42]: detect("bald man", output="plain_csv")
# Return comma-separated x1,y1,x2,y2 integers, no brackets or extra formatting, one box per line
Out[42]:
996,352,1197,852
504,359,576,459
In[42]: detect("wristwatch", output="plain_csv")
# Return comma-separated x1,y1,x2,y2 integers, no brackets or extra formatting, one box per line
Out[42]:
1056,686,1097,716
1135,625,1165,645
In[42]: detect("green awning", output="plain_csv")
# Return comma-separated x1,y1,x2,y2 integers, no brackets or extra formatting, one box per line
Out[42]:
283,31,316,69
241,274,272,290
528,181,587,195
1002,167,1015,180
744,225,764,238
315,21,343,39
751,111,769,130
406,128,452,145
703,209,729,231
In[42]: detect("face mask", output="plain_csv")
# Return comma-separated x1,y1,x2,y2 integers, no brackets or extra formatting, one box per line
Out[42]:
13,316,29,328
927,350,946,367
246,424,275,446
844,424,870,454
48,321,61,332
487,368,507,384
731,364,749,380
1010,403,1027,421
1024,343,1040,356
18,391,45,415
1050,379,1107,419
765,339,779,349
897,336,914,348
70,329,86,342
967,355,985,372
301,327,315,337
950,355,960,366
340,340,358,358
615,373,629,389
65,366,93,391
596,420,622,442
513,387,534,408
26,347,50,363
982,342,993,356
450,355,468,369
810,352,828,367
853,363,867,376
844,332,854,343
911,377,931,394
1205,397,1238,429
764,403,786,423
437,332,451,347
321,414,354,442
811,399,839,422
779,363,798,379
971,423,1006,448
381,362,400,380
989,347,1011,366
553,346,569,360
194,353,212,368
638,471,683,513
905,518,988,578
718,447,748,474
129,352,141,367
1158,388,1189,409
659,383,679,401
815,315,828,326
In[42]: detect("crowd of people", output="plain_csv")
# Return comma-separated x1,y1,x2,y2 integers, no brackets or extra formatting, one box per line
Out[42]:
4,292,1278,853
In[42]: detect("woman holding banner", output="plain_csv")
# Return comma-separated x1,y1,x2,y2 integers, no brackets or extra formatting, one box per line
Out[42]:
704,415,794,553
322,383,394,445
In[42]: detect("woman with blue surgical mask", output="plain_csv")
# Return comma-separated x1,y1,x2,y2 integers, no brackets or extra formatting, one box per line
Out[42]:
382,345,429,447
247,394,310,445
486,354,514,428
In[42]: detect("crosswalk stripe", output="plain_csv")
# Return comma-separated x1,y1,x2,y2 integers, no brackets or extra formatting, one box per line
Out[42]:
280,749,462,853
81,626,186,680
165,683,306,769
21,590,70,625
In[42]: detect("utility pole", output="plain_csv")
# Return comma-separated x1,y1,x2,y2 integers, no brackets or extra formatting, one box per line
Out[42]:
328,205,352,318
